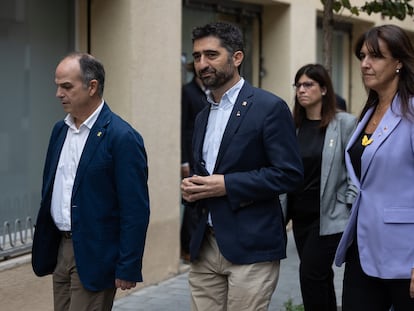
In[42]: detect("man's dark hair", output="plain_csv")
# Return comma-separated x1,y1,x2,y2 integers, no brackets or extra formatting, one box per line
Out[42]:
192,22,244,55
67,52,105,97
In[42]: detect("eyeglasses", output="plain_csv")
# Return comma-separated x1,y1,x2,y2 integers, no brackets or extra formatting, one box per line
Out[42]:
293,81,316,90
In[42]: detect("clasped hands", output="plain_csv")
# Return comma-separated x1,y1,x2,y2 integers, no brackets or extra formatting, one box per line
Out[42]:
181,174,226,202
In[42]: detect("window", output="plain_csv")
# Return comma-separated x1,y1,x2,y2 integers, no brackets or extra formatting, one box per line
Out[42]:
0,0,74,257
182,1,262,85
316,22,352,105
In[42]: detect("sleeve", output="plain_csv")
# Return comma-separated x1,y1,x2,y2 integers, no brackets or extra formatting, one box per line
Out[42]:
181,86,191,164
341,113,359,204
113,127,150,282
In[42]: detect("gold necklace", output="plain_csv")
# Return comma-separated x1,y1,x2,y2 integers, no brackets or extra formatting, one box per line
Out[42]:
363,103,390,146
368,103,390,129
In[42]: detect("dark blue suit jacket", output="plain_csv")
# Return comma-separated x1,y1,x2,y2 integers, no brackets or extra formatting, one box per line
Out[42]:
190,82,303,264
32,103,150,291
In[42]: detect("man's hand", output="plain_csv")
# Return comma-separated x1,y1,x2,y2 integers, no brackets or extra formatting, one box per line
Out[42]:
410,268,414,298
181,174,226,202
115,279,137,290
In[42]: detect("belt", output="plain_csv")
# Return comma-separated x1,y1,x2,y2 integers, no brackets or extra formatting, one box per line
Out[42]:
61,231,72,239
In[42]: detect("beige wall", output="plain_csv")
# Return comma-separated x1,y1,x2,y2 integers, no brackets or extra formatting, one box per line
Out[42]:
261,3,291,102
87,0,183,287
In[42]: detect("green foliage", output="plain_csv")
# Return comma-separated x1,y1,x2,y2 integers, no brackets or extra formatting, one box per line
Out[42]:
283,298,305,311
362,0,414,19
321,0,414,20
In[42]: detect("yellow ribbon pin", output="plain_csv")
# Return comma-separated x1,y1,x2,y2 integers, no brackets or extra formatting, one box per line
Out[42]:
361,135,373,146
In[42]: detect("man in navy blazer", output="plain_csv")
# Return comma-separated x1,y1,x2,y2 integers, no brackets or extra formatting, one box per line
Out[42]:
32,52,150,311
181,22,303,311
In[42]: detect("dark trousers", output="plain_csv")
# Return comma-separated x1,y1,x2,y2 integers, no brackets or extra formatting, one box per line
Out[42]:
293,220,341,311
342,241,414,311
180,202,198,255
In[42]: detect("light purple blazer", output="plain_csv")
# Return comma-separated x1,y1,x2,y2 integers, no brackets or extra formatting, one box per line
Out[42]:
335,94,414,279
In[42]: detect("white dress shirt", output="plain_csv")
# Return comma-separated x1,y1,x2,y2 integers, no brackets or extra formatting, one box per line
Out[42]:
203,78,244,226
203,78,244,174
51,101,104,231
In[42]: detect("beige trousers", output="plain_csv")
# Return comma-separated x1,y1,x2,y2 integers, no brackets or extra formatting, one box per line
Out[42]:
52,237,116,311
189,230,280,311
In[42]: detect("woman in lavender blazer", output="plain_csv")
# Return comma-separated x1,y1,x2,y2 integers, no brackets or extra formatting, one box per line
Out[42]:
334,25,414,310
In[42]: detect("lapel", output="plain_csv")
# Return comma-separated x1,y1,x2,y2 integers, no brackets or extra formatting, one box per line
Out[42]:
71,103,112,197
360,97,402,183
194,107,210,176
345,108,373,188
43,122,68,199
213,82,253,172
320,117,338,196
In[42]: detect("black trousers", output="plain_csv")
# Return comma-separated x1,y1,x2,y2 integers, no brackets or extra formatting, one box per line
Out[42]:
342,240,414,311
292,220,342,311
180,202,198,255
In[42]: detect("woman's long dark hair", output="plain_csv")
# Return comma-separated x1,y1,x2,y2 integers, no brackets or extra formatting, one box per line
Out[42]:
293,63,337,129
355,24,414,120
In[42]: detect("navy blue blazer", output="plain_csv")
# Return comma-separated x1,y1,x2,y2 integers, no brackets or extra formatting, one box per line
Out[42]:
32,103,150,291
189,81,303,264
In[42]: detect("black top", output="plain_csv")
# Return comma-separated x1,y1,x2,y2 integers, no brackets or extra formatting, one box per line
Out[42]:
348,130,371,180
289,119,325,222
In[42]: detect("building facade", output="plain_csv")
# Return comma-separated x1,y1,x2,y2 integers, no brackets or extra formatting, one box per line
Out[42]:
0,0,413,289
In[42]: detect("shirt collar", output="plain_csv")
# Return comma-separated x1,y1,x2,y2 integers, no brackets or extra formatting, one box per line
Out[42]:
65,100,105,130
207,78,245,106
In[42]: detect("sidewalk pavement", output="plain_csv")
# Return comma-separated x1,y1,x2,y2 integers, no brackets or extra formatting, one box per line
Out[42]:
113,230,345,311
0,229,343,311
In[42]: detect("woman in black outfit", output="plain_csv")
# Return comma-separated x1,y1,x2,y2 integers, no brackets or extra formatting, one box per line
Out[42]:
287,64,357,311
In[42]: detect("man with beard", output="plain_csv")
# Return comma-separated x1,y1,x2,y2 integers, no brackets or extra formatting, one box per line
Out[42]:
181,22,304,311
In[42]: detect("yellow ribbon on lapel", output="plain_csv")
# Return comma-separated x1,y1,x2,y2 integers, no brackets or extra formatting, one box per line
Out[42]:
361,135,373,146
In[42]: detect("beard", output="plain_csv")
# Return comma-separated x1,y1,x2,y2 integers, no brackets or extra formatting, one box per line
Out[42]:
199,63,235,90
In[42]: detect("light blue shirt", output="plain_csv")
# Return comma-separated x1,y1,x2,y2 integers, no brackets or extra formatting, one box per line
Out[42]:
203,78,245,174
